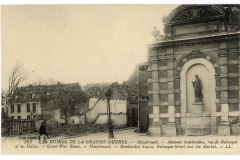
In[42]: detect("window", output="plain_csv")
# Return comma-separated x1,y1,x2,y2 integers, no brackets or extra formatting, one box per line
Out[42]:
17,104,21,113
33,115,36,120
27,115,31,120
18,116,21,120
11,105,14,113
33,103,36,112
11,116,14,119
2,100,4,105
27,103,30,112
2,108,5,113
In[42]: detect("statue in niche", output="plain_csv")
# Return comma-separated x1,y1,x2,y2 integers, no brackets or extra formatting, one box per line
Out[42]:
192,74,203,102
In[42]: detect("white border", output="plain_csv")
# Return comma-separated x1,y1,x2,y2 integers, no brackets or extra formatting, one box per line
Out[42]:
0,0,240,5
1,1,240,160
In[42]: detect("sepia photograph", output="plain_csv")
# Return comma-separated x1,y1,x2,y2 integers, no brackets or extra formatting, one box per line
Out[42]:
1,2,240,155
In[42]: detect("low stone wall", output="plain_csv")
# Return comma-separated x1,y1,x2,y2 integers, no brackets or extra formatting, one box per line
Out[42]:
87,98,127,123
95,113,127,127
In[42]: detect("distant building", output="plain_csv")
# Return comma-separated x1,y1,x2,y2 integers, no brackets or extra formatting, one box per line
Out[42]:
126,62,151,132
125,85,138,128
137,63,151,132
1,93,10,115
8,83,87,121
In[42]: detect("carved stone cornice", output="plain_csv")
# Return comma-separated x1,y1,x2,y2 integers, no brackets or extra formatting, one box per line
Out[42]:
148,32,240,49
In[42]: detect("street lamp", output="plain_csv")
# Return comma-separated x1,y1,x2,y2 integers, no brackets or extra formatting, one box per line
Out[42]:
105,87,114,139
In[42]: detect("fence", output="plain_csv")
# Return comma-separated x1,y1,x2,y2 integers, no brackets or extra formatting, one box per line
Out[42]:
3,119,34,135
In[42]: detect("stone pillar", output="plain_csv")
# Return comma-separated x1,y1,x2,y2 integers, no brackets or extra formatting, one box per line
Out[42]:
238,44,240,135
211,75,221,135
152,60,160,123
166,57,177,136
148,56,161,136
218,42,230,136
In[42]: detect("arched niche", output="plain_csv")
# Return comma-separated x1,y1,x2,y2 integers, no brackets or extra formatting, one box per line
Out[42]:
180,58,216,113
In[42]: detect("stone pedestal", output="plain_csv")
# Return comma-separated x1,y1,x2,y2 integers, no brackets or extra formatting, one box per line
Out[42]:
192,102,204,113
166,122,177,137
218,104,230,136
185,127,211,135
166,106,177,137
176,125,182,136
230,124,238,136
148,122,161,137
218,121,230,136
185,102,211,136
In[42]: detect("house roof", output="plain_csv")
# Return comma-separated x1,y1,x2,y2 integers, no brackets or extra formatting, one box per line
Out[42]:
10,83,87,105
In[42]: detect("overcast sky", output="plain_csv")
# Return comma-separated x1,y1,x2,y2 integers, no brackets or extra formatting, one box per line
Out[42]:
1,4,178,90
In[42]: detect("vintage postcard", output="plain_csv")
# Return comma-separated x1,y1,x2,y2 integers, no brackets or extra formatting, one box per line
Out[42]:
1,4,240,155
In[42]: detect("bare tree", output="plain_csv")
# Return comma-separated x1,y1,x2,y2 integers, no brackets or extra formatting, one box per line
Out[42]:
46,78,59,85
83,83,110,98
8,63,28,96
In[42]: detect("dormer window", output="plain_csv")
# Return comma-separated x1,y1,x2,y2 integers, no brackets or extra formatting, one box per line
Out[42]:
14,95,18,101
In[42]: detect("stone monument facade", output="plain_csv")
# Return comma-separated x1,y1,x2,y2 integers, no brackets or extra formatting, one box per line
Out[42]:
147,5,240,136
